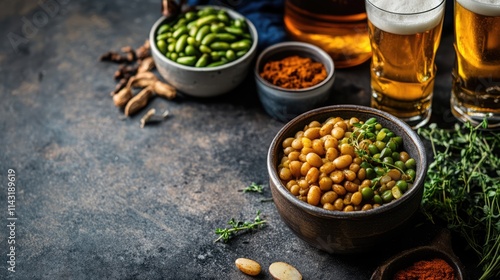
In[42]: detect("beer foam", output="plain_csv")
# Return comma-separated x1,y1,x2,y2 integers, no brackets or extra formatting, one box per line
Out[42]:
367,0,445,35
457,0,500,17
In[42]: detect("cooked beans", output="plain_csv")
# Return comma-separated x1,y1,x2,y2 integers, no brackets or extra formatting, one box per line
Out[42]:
277,117,417,211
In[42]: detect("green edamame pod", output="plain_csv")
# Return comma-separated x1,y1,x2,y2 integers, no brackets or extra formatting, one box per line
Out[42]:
225,49,236,61
236,50,247,58
224,26,244,36
167,42,176,52
195,54,209,67
187,36,199,47
185,11,197,22
196,14,218,27
157,24,171,35
175,34,188,53
201,33,217,45
170,52,178,61
195,25,210,42
157,40,167,54
176,56,197,66
167,37,176,44
230,40,251,51
173,18,187,30
210,24,225,33
173,26,188,39
185,45,198,56
210,42,230,51
189,25,199,37
197,7,217,17
215,33,236,42
207,60,227,67
199,45,212,54
217,13,229,23
156,33,170,41
210,51,221,61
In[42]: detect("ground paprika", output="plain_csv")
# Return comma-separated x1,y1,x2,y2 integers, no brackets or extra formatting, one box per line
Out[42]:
393,258,455,280
259,55,327,89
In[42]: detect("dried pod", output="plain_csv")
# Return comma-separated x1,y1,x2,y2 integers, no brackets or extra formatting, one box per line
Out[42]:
152,80,176,100
124,86,154,116
137,57,155,73
127,71,158,88
140,108,169,128
113,86,133,107
135,40,151,60
111,78,129,96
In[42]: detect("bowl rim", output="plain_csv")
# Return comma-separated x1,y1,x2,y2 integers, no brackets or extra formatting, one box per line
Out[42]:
149,5,258,72
254,41,335,93
267,104,428,219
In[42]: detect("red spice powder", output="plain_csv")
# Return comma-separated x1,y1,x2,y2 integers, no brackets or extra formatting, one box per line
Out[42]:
260,55,327,89
393,258,455,280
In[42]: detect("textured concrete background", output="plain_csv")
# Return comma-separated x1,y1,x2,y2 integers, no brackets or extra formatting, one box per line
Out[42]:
0,0,475,279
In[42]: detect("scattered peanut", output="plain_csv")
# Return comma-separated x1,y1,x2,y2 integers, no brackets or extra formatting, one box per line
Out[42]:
124,86,154,116
269,262,302,280
235,258,261,276
113,86,133,107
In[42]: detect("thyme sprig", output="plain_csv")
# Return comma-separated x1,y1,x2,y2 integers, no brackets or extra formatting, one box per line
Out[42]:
214,210,266,243
418,119,500,280
241,182,264,193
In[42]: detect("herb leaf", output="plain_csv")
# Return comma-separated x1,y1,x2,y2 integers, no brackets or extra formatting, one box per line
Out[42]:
214,210,266,243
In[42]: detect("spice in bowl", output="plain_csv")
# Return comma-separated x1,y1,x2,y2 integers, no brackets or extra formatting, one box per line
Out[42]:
393,258,455,280
259,55,327,89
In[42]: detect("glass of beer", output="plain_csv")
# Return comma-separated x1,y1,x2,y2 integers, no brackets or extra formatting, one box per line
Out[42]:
451,0,500,129
365,0,446,129
284,0,372,68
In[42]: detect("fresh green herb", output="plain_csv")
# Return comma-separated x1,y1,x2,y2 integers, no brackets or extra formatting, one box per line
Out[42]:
241,182,264,193
418,119,500,280
214,210,266,243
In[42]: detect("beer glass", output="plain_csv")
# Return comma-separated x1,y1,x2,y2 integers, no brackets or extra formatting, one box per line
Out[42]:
284,0,372,68
451,0,500,129
365,0,446,129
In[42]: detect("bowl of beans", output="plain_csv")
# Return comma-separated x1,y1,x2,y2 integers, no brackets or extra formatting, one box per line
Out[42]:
150,6,258,97
254,41,335,122
267,105,428,253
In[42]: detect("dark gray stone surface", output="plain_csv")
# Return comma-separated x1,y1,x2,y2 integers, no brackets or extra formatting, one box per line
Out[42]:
0,1,475,279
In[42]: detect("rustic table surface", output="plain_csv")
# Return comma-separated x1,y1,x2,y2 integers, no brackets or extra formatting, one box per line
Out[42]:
0,1,479,279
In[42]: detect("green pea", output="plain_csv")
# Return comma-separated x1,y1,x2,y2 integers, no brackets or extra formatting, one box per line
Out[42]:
233,18,247,29
157,40,167,54
361,187,374,201
365,117,377,125
170,52,178,61
199,45,212,54
382,157,394,165
360,161,372,169
210,41,230,51
405,169,416,182
215,33,237,42
376,131,387,142
366,168,376,179
175,34,188,53
392,136,403,147
375,140,386,151
392,152,400,161
381,190,394,203
394,161,406,171
375,123,383,130
380,147,392,158
210,51,220,61
217,13,230,23
368,144,379,156
405,158,416,170
167,42,175,52
173,26,188,39
195,54,209,67
374,166,386,176
176,56,197,66
373,195,383,205
185,11,198,22
396,180,408,192
386,140,397,152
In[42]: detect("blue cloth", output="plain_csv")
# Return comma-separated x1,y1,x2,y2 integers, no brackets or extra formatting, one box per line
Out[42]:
186,0,286,50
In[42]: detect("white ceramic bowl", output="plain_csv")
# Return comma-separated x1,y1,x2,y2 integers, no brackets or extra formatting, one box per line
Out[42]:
150,6,258,97
255,41,335,122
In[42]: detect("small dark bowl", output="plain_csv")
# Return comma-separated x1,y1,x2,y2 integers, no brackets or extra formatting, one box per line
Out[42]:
267,105,428,254
371,229,467,279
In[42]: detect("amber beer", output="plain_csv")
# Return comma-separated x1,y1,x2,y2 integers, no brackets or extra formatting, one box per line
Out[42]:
365,0,446,129
284,0,371,68
451,0,500,128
